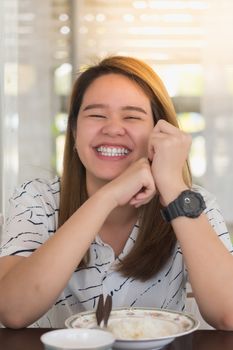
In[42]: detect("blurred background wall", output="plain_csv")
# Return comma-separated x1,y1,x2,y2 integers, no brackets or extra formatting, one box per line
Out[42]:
0,0,233,235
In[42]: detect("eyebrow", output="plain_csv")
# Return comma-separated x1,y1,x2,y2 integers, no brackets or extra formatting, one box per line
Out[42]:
82,104,106,111
82,104,147,114
121,105,147,115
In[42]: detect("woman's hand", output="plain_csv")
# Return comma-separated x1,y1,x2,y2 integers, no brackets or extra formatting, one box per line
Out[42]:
148,120,191,205
101,158,157,208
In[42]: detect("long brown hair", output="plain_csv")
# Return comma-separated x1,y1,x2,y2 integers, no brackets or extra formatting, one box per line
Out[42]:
59,56,192,281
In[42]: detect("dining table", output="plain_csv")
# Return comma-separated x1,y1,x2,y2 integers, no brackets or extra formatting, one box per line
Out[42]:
1,328,233,350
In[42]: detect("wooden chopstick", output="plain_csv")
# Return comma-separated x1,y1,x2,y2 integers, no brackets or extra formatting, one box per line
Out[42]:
96,294,104,326
95,294,112,327
103,294,112,327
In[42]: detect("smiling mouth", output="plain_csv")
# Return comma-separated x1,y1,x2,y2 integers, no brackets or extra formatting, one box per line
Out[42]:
96,146,130,157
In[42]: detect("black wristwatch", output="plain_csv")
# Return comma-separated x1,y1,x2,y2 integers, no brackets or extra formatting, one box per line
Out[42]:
161,190,206,222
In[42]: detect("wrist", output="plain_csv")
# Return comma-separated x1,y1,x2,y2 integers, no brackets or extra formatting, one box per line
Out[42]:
96,185,119,211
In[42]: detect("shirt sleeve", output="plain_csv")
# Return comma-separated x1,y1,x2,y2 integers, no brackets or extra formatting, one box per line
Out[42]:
0,178,59,257
194,185,233,253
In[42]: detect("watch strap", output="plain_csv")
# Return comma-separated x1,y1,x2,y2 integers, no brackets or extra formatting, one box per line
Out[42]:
161,200,183,222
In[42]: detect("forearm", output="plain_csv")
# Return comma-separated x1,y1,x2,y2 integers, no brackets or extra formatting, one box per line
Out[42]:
172,214,233,329
0,189,116,328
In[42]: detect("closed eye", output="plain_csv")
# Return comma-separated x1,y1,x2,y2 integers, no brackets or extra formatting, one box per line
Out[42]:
125,116,142,120
88,114,107,119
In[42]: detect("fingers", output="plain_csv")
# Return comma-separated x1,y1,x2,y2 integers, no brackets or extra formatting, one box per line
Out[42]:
152,119,181,134
128,158,156,207
147,120,192,201
136,160,157,201
129,193,155,208
148,119,192,161
109,158,157,208
129,182,157,208
148,120,171,160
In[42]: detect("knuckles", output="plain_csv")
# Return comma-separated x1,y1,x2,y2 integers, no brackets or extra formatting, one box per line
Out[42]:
153,131,192,150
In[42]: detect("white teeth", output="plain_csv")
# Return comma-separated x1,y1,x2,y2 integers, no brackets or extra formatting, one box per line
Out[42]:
96,146,129,156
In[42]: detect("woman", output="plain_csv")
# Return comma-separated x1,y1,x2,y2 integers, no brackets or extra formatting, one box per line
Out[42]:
0,56,233,329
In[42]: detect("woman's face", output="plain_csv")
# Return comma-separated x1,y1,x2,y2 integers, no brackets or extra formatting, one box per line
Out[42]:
76,73,154,189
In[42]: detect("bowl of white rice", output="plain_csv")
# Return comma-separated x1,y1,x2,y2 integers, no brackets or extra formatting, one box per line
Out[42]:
108,316,179,339
65,307,199,350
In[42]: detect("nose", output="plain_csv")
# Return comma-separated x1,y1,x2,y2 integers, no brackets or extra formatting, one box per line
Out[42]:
101,118,126,136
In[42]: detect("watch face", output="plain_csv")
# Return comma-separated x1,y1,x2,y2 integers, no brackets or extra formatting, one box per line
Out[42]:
181,191,206,217
182,192,201,214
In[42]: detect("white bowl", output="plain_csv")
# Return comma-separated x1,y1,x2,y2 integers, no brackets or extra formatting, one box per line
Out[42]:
40,328,115,350
65,307,199,350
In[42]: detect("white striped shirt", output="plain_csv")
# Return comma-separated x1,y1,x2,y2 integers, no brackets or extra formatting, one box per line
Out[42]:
0,177,232,327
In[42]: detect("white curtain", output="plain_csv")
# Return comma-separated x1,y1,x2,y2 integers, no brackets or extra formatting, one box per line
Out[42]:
202,0,233,223
0,0,53,241
0,0,19,239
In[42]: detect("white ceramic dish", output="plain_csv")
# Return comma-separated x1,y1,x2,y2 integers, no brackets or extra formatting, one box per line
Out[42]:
40,328,115,350
65,307,199,350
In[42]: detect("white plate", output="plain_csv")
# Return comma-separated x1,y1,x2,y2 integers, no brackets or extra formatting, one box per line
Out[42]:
40,328,115,350
65,307,199,350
